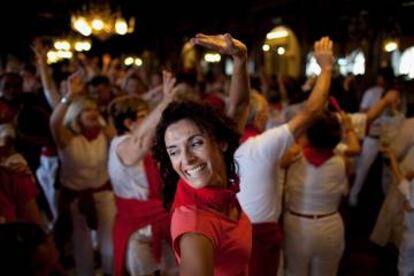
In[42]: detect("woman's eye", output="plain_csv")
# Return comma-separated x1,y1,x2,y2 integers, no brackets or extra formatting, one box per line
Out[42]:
191,140,203,147
168,151,177,157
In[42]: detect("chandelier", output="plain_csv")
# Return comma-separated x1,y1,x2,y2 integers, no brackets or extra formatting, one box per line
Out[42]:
71,2,134,40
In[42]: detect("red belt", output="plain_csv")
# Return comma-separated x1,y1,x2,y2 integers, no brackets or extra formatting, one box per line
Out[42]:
289,210,337,219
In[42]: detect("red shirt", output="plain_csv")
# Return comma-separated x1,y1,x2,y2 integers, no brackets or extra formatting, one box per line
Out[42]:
171,205,252,276
0,168,38,222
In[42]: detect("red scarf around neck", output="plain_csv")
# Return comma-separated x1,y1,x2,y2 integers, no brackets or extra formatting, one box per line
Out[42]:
302,144,334,167
240,125,261,144
82,126,101,141
172,177,240,212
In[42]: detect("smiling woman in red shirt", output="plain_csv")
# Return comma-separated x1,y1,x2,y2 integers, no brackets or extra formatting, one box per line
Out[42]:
153,33,251,276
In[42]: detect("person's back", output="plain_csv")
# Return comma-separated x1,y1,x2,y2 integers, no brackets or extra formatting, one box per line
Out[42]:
286,155,347,214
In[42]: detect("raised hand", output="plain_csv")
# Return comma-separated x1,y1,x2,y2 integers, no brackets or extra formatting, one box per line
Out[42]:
67,71,86,99
162,70,177,101
314,37,334,71
31,38,49,62
191,33,247,61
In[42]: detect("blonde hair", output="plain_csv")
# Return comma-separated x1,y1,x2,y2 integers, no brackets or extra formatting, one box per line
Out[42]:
246,90,269,127
63,96,99,134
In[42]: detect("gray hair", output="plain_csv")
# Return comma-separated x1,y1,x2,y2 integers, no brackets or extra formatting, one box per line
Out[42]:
63,96,101,134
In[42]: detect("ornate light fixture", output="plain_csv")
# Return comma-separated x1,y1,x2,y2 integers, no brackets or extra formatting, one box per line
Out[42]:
71,2,134,40
47,38,92,64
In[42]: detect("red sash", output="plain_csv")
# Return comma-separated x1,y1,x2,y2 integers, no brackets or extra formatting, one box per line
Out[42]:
249,223,283,276
302,144,334,167
113,155,171,276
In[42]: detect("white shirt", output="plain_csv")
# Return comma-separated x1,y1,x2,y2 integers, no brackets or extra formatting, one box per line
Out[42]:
391,118,414,160
286,155,348,214
59,132,109,190
347,113,368,140
360,86,384,136
236,124,294,223
108,134,149,200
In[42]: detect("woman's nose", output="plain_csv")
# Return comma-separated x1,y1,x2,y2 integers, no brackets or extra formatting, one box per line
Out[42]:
182,149,196,165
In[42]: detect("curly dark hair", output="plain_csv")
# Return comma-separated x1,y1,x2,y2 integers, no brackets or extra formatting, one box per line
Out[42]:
306,110,342,150
152,100,241,210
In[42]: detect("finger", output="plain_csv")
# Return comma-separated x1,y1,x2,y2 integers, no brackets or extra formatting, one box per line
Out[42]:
224,33,234,48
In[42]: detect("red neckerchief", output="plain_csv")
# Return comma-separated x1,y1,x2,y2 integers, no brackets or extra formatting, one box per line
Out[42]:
172,176,240,212
82,126,101,141
302,144,334,167
240,125,261,144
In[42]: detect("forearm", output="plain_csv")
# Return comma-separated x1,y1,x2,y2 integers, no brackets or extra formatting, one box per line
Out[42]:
37,58,60,108
288,68,332,137
49,100,72,145
227,57,250,133
344,129,361,156
304,68,332,116
365,98,388,124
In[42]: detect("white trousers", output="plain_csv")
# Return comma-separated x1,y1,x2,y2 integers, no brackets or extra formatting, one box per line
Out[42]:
126,229,177,276
70,190,116,276
399,212,414,276
283,212,344,276
349,137,380,205
36,155,59,222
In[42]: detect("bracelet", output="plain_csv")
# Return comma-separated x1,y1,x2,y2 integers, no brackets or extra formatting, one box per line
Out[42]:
60,96,71,106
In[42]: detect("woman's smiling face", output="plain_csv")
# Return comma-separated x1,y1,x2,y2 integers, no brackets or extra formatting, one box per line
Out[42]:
164,118,227,189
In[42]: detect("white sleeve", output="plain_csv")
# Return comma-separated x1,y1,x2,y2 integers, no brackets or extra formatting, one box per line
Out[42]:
391,119,414,160
398,179,414,208
237,124,294,163
334,142,348,156
348,113,367,140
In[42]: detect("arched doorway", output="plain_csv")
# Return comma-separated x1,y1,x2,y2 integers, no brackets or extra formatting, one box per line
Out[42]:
262,26,301,78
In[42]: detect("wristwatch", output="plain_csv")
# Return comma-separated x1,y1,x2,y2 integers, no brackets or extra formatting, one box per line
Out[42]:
60,96,71,106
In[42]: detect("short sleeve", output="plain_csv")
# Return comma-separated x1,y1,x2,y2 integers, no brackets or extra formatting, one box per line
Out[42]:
236,124,294,162
398,179,414,208
334,143,348,156
171,206,220,259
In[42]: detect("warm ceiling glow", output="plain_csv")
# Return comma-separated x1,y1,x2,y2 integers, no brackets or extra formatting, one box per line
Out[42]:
124,57,134,66
266,29,288,40
91,19,104,31
134,58,143,66
115,19,128,35
71,4,134,40
384,41,398,52
262,44,270,52
73,17,92,36
74,41,92,52
54,40,71,51
204,53,221,63
277,46,286,55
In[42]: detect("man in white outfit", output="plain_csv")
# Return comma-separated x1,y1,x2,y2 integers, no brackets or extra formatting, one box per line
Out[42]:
349,67,396,206
236,36,334,276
